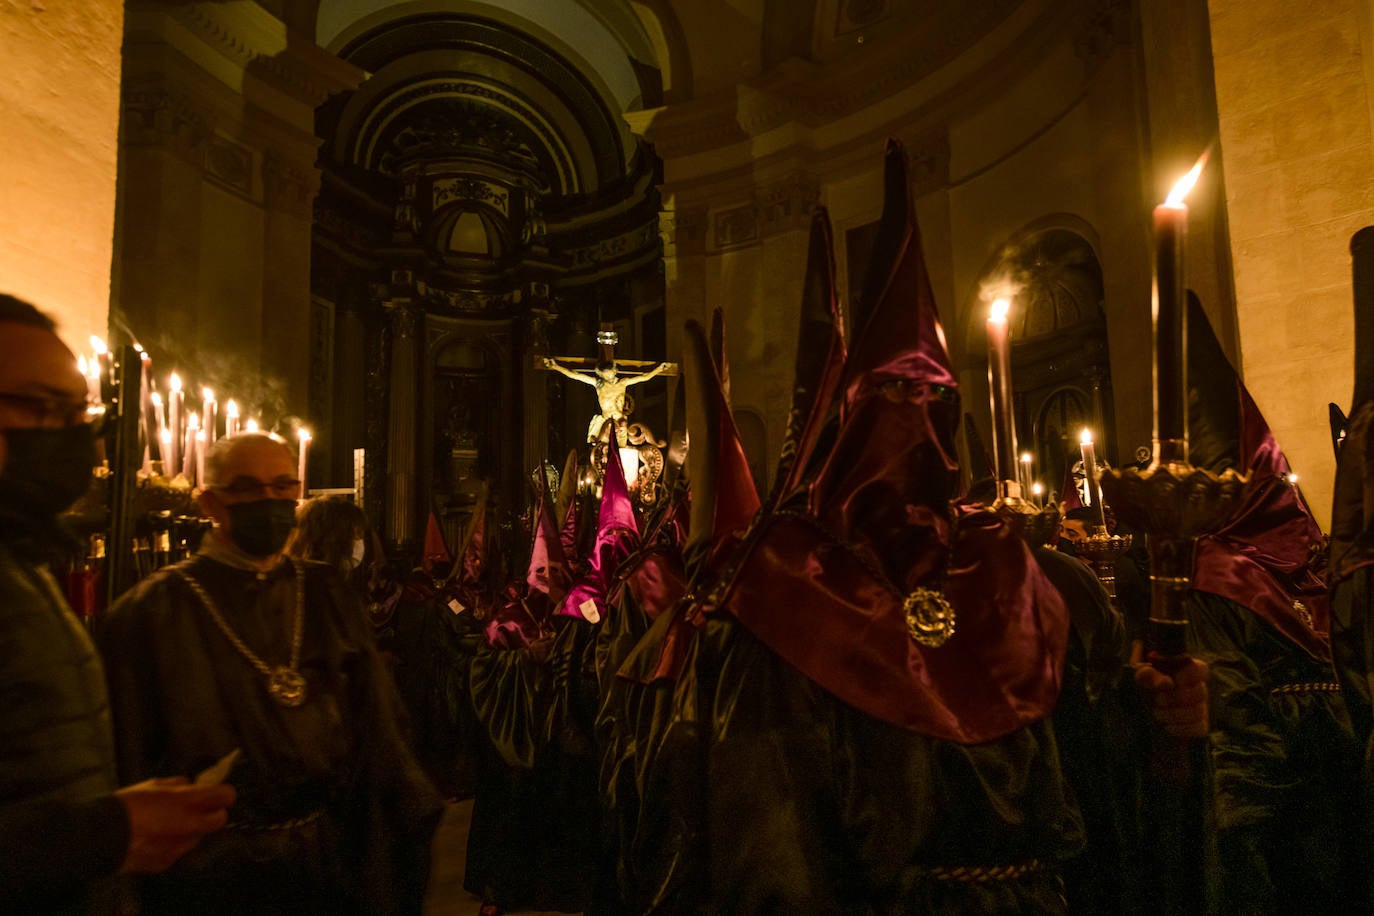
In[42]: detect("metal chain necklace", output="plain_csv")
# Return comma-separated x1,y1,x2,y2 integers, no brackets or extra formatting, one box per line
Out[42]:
175,560,308,707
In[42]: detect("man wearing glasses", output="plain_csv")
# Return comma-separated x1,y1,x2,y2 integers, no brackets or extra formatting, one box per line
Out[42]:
99,431,442,914
0,295,237,914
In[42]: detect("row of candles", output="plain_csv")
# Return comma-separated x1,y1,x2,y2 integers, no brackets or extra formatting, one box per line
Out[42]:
76,341,312,494
983,153,1211,523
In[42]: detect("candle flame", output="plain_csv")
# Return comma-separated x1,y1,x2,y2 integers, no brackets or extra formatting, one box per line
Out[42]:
1079,427,1093,446
1031,482,1044,496
139,351,150,362
989,298,1010,322
89,336,107,355
160,429,172,444
1287,472,1299,484
187,412,199,430
77,355,88,375
169,372,182,392
1020,452,1032,464
202,387,215,401
297,427,312,443
133,343,144,353
150,392,163,407
196,430,206,443
245,418,259,433
1165,151,1209,205
225,399,239,417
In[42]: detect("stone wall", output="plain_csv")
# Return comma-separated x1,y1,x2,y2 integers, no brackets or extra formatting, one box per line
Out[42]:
1208,0,1374,527
0,0,124,347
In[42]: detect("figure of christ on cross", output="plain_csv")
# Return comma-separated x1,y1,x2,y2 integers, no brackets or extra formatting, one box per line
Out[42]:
542,356,676,445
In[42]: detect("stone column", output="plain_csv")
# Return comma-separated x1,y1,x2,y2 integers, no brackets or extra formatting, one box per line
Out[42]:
522,309,551,485
385,302,421,549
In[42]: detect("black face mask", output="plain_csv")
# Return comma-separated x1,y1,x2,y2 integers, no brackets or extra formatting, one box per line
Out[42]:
1057,537,1079,558
226,498,298,557
0,424,96,519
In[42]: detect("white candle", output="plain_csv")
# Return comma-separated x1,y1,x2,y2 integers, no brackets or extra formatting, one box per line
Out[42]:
225,399,240,437
1079,428,1107,529
184,412,200,481
245,418,259,433
1019,451,1034,497
159,428,173,476
89,336,110,405
195,430,207,488
297,428,312,497
168,373,184,478
201,387,217,443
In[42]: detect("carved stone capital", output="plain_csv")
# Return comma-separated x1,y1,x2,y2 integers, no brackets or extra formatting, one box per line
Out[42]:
121,87,210,159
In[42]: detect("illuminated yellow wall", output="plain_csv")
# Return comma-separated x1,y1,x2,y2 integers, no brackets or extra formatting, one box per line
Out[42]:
0,0,124,347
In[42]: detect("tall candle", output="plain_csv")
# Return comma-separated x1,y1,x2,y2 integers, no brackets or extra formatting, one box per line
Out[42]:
1153,158,1204,456
78,357,99,404
159,428,172,476
986,298,1018,483
168,373,184,478
225,399,240,437
89,337,111,405
1080,428,1107,530
202,387,217,443
138,350,153,474
297,428,312,498
184,412,199,480
1019,451,1034,497
195,430,207,488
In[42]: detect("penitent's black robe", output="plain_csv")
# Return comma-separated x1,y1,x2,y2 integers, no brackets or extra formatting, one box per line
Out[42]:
98,553,442,916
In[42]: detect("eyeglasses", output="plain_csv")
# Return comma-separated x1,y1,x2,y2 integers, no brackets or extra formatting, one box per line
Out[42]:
211,476,303,500
0,392,95,429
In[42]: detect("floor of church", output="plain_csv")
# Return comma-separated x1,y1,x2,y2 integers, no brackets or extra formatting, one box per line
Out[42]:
424,799,579,916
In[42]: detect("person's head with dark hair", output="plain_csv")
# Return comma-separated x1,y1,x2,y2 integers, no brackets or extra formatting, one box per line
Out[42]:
285,495,370,576
0,293,96,533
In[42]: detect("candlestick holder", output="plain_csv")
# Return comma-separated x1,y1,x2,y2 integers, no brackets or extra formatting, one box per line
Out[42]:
1098,448,1245,657
990,479,1061,547
1076,528,1132,605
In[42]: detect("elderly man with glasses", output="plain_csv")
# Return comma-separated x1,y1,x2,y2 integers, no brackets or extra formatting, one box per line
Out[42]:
0,294,237,914
99,431,443,915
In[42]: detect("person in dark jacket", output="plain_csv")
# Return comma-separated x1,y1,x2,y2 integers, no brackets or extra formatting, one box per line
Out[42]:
0,294,236,914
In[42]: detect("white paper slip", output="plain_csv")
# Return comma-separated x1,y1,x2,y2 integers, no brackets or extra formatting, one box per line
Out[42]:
448,598,466,615
194,748,242,786
579,598,601,624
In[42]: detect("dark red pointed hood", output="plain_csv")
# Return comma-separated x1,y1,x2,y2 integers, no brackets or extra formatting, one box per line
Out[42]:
1188,293,1330,660
526,465,572,611
559,445,641,622
683,318,759,573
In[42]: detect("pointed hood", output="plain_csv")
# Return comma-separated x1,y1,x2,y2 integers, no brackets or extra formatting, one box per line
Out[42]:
560,490,582,561
963,412,996,485
766,206,847,511
710,307,730,407
423,511,452,573
442,484,489,592
809,139,961,591
555,448,579,530
663,370,689,491
559,445,642,621
1059,454,1084,512
1333,229,1374,582
1188,292,1330,660
525,465,572,609
683,318,759,571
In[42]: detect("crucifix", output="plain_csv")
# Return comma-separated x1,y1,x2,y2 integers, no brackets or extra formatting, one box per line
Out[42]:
539,324,678,445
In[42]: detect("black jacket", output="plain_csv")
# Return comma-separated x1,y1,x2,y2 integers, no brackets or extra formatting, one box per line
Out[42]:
0,537,129,913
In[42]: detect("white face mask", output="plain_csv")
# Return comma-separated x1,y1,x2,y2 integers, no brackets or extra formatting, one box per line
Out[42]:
350,537,367,568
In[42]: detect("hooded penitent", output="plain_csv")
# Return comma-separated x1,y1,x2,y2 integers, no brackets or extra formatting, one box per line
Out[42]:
1187,292,1332,661
486,467,570,647
423,511,452,573
558,446,640,623
1332,227,1374,582
765,207,847,512
709,139,1069,743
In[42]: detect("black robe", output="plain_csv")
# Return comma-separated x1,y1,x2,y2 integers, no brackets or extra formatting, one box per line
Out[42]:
98,553,442,916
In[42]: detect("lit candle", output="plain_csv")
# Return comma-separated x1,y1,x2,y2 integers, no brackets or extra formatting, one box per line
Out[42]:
618,446,641,489
168,373,184,478
201,387,217,443
986,298,1018,486
195,430,207,489
138,349,153,474
158,428,172,476
297,428,312,497
225,399,240,437
89,336,111,405
245,418,259,433
1153,156,1205,459
184,412,199,480
1031,481,1044,507
78,356,99,404
1080,427,1107,530
1019,451,1034,497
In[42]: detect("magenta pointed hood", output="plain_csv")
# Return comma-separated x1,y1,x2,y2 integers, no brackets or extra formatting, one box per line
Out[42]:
559,446,642,621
